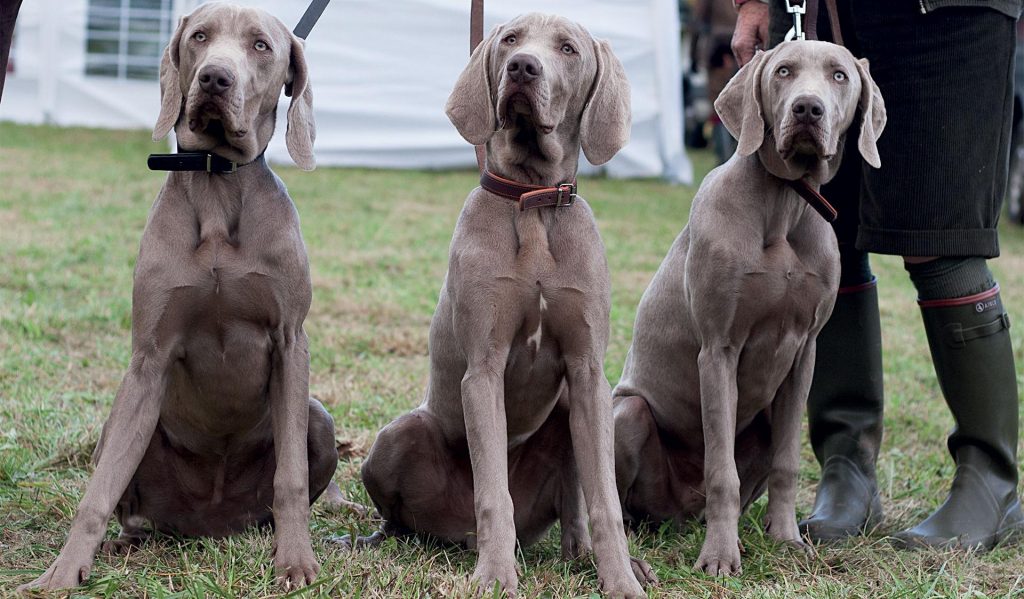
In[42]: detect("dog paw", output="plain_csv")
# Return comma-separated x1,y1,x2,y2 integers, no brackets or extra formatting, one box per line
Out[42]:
17,556,91,594
599,574,648,598
765,511,804,547
695,539,742,576
777,537,812,557
470,561,519,597
325,534,354,550
630,556,659,587
100,535,147,556
560,529,593,561
100,539,132,556
272,538,320,590
325,530,388,551
318,482,372,517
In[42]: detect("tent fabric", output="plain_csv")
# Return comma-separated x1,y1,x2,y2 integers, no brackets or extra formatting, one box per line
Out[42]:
1,0,691,183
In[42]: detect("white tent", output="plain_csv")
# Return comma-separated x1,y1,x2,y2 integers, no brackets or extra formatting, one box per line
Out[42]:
1,0,692,183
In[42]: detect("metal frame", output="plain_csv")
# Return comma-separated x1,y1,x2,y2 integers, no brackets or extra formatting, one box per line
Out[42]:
84,0,173,80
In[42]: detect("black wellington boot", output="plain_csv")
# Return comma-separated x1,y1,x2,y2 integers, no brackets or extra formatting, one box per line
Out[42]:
892,286,1024,550
799,279,885,541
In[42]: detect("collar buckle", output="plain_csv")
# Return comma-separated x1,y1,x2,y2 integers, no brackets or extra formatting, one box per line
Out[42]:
556,182,577,207
206,153,237,173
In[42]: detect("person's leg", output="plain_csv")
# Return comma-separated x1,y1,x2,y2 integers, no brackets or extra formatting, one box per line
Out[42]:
799,247,885,540
845,0,1020,548
851,5,1012,258
894,258,1023,549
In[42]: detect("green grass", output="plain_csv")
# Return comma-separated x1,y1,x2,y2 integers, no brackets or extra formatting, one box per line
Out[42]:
1,121,1023,598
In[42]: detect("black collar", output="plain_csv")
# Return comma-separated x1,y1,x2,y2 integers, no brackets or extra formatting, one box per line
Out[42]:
147,151,239,173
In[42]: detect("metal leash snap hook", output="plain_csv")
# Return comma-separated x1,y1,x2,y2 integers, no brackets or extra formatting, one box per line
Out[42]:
784,0,807,42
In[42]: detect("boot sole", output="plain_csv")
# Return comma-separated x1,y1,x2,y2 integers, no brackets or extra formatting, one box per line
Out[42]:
800,514,883,542
891,521,1024,552
799,496,884,543
891,498,1024,552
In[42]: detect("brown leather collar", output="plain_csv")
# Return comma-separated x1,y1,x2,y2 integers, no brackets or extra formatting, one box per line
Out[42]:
480,170,578,211
785,179,838,223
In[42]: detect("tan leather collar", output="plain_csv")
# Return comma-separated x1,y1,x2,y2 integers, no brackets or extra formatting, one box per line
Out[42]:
480,170,578,211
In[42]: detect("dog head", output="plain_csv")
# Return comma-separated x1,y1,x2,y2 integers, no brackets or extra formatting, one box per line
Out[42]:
715,41,885,183
153,2,316,170
446,13,630,178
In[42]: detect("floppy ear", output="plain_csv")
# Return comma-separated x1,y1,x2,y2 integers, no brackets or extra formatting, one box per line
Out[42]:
153,16,186,141
580,38,631,165
714,49,771,156
285,34,316,171
855,58,886,169
445,25,503,145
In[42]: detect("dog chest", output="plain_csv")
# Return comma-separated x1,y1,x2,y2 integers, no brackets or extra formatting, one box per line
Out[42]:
736,240,831,323
186,234,293,323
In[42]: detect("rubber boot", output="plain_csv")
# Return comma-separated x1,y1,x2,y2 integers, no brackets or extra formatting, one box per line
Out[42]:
799,279,885,541
892,286,1024,550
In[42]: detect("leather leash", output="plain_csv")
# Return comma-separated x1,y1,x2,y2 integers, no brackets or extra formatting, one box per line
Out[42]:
786,179,838,222
470,0,486,172
148,0,331,173
467,0,579,211
823,0,843,47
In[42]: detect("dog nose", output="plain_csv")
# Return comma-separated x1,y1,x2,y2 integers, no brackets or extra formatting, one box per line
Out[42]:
791,95,825,124
198,65,235,95
507,54,542,84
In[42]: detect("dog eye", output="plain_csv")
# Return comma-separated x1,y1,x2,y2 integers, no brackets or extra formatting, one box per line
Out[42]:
777,66,790,77
193,31,206,42
561,43,576,55
254,40,269,51
833,71,847,82
503,34,516,44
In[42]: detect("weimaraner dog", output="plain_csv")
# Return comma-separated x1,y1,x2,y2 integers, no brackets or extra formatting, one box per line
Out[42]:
18,3,341,592
612,41,886,575
350,13,652,598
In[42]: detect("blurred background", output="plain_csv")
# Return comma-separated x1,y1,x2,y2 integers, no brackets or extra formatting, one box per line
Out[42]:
3,0,1023,224
0,0,692,182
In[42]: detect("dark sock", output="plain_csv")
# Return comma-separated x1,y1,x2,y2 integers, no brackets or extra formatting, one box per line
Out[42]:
904,257,996,301
839,246,873,289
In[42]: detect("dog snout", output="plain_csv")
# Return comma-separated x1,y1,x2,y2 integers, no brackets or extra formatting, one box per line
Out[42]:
507,54,543,84
791,95,825,124
198,65,235,96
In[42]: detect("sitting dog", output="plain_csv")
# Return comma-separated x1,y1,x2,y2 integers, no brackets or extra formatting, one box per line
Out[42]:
351,13,653,598
19,3,340,591
612,41,885,575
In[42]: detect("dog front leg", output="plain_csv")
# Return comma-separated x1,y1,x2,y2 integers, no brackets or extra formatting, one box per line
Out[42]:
695,345,743,576
461,353,518,595
765,341,816,547
567,355,649,598
269,328,318,590
17,352,168,593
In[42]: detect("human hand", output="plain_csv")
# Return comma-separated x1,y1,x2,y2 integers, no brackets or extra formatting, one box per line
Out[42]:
731,1,770,67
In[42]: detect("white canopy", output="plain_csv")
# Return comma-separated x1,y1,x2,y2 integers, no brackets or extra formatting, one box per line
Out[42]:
1,0,691,182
